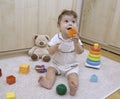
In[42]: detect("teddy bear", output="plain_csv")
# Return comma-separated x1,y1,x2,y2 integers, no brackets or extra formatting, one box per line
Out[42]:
28,34,51,62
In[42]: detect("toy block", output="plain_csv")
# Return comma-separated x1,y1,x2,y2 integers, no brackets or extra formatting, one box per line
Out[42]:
19,64,30,74
6,75,16,85
35,65,47,73
6,92,15,99
90,74,98,82
0,68,2,77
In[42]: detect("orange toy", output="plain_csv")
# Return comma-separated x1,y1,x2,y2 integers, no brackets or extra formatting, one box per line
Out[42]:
68,29,77,38
6,75,16,85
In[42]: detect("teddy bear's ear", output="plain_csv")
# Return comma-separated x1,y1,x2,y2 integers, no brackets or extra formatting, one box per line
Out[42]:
45,35,50,41
34,34,38,39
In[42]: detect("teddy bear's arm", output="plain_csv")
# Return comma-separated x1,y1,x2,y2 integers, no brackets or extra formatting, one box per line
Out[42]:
28,46,38,56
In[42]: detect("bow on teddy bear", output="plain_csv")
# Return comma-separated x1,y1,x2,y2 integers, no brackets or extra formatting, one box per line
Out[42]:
28,34,51,62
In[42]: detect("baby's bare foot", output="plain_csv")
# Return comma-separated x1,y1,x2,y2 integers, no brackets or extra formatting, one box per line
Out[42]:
70,81,78,96
38,76,51,89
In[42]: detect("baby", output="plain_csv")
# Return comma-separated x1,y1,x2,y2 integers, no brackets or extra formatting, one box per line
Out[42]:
38,9,84,96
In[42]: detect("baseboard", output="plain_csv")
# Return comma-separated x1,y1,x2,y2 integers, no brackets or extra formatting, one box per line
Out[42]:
0,48,29,58
80,37,120,55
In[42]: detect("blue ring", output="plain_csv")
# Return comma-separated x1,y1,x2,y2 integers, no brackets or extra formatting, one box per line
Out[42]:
86,59,100,66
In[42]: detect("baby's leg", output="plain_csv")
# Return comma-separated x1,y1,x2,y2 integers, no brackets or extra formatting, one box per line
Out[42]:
67,73,79,96
38,66,57,89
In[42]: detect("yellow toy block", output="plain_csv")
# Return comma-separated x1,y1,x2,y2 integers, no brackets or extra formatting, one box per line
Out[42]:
6,92,15,99
19,64,30,74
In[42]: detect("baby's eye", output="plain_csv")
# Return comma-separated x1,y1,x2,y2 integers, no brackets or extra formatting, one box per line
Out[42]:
65,20,68,23
72,20,75,23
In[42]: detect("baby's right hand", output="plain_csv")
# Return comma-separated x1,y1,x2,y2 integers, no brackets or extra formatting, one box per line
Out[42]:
53,43,61,52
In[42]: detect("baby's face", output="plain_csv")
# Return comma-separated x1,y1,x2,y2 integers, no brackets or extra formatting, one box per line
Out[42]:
58,15,78,38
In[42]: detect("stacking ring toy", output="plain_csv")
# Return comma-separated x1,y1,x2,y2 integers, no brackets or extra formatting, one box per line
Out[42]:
85,43,101,68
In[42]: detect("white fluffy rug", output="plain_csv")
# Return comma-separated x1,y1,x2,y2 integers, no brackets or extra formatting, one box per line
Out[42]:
0,50,120,99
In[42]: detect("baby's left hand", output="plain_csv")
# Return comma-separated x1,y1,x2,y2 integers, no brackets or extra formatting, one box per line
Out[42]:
71,33,79,43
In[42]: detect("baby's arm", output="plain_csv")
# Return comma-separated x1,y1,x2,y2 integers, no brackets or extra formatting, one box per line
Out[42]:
48,43,60,55
72,34,84,54
74,41,84,54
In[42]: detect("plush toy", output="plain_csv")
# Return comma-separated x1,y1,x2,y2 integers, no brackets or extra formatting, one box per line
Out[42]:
28,34,51,62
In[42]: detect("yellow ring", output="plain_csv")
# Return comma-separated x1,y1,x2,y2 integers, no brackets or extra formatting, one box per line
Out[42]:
89,53,101,58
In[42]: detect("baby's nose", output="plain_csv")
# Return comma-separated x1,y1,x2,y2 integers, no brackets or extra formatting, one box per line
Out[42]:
68,22,73,26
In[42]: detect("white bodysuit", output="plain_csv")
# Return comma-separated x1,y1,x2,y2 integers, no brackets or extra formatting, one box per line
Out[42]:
48,32,83,77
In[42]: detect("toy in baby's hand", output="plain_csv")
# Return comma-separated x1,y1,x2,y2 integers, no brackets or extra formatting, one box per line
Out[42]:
28,34,51,62
68,28,77,38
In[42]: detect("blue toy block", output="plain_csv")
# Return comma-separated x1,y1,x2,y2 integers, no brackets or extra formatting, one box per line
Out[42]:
90,74,98,82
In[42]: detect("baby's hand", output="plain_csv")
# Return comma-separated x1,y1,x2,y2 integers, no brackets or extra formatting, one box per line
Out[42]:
72,33,79,43
48,43,61,54
53,43,61,52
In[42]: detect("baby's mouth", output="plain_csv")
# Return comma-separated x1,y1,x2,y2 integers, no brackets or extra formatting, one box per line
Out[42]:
67,27,72,30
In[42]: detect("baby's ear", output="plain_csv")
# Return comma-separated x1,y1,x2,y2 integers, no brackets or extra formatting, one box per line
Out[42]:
45,35,50,41
34,34,38,39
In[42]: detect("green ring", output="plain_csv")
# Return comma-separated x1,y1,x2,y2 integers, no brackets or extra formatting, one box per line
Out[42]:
88,55,100,61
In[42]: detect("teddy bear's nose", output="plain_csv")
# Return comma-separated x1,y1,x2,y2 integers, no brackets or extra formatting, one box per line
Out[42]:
40,42,44,45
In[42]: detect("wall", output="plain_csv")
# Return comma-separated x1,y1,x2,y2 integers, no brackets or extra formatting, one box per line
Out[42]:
0,0,38,52
0,0,82,53
80,0,120,54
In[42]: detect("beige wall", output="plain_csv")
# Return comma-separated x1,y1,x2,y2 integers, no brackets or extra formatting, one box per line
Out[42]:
0,0,38,52
80,0,120,54
38,0,82,38
0,0,81,53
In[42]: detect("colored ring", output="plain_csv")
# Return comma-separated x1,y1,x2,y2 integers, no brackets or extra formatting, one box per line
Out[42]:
90,46,101,52
89,53,101,58
90,50,101,55
88,56,100,61
86,59,100,66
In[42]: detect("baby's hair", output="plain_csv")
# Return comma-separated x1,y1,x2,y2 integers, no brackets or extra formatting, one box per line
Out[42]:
57,9,78,25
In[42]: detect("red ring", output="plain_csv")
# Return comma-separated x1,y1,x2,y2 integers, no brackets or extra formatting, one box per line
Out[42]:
90,46,101,52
